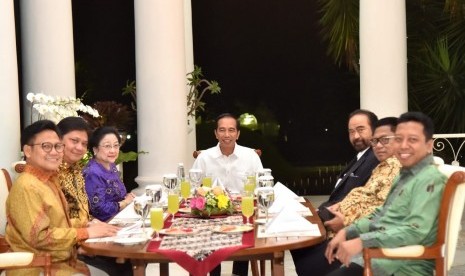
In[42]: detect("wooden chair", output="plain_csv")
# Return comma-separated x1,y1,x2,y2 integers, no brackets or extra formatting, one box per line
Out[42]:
0,168,52,276
193,148,262,158
363,164,465,276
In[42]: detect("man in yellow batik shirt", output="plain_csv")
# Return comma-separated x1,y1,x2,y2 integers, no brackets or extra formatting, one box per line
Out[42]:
6,120,119,276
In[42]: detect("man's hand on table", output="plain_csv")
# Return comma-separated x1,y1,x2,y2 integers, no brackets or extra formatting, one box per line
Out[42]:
87,221,121,238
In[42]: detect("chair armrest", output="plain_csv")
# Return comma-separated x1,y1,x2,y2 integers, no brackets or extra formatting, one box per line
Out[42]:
0,252,34,267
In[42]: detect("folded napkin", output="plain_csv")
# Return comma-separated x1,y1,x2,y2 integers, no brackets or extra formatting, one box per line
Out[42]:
265,207,317,234
268,196,308,214
273,182,298,199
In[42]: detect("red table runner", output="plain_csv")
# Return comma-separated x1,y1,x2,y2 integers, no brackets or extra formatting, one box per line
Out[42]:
146,216,254,276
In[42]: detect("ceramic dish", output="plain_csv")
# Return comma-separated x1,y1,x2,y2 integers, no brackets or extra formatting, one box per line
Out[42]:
113,237,148,245
213,225,253,233
159,227,199,236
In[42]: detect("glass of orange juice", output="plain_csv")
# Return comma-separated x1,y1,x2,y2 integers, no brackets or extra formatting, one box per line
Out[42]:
150,207,164,241
167,190,179,222
241,191,254,226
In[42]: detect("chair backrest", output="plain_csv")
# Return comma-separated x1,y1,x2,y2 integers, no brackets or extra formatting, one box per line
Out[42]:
436,164,465,270
0,169,12,235
193,148,262,159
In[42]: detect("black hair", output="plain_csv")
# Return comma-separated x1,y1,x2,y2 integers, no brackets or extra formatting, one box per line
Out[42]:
215,113,240,131
375,117,398,132
88,126,121,155
57,116,91,137
398,111,434,140
21,120,62,149
349,109,378,132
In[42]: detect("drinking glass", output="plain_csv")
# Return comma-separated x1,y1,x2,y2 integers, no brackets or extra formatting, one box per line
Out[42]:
241,191,254,226
163,174,178,191
257,168,272,178
151,185,163,205
257,175,274,188
150,207,164,241
244,172,256,194
189,169,202,190
202,172,213,188
134,199,152,234
180,179,191,202
167,190,179,222
257,187,275,223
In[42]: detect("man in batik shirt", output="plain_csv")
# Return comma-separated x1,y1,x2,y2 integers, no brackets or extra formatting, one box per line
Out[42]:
292,117,401,275
6,120,118,276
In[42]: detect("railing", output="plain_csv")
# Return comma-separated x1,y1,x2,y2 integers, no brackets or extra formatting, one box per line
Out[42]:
433,134,465,166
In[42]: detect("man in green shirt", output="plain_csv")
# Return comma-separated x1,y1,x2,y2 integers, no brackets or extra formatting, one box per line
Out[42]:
325,111,447,276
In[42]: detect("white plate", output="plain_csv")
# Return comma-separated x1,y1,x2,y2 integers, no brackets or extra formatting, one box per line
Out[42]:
159,227,199,236
178,207,191,213
213,225,253,233
113,237,148,245
254,218,267,225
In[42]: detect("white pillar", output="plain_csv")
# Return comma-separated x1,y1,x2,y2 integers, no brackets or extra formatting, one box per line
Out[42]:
20,0,76,125
184,0,196,169
359,0,408,118
0,0,21,173
134,0,188,189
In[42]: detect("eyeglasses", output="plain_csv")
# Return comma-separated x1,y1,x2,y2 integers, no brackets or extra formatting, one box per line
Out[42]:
30,142,65,153
370,136,396,147
99,144,120,150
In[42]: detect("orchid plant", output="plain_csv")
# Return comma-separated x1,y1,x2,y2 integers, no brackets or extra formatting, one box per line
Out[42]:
26,92,100,124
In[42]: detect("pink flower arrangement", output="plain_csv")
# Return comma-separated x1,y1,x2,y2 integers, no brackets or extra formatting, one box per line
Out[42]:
189,187,234,217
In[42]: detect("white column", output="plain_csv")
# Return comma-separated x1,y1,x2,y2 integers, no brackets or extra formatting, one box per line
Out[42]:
134,0,188,189
20,0,76,125
0,0,21,172
184,0,196,169
359,0,408,118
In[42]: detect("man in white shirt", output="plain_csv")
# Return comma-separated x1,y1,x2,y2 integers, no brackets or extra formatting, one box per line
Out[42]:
192,113,263,276
192,113,263,194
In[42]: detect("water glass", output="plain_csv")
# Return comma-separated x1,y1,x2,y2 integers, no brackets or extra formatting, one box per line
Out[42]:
257,187,275,223
163,174,178,191
189,169,202,190
258,175,274,188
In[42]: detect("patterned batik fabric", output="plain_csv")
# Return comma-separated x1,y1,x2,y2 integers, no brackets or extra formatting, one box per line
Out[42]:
6,165,90,276
159,216,244,260
338,156,401,226
58,162,91,228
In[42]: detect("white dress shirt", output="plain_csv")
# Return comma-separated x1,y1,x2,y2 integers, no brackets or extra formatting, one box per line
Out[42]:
191,143,263,193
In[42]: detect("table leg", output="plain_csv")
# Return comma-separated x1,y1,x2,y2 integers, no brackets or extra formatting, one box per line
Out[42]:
271,251,284,276
131,259,147,276
160,263,169,276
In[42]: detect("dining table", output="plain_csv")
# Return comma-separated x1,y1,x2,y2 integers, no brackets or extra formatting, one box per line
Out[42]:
81,200,327,276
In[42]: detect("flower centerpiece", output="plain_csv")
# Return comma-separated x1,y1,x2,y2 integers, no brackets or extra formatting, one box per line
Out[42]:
190,186,234,217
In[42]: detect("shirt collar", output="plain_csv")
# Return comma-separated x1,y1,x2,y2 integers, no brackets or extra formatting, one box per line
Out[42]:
24,164,57,182
401,154,434,176
213,143,238,158
357,147,369,160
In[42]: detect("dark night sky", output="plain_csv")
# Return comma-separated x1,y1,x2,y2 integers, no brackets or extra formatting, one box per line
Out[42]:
70,0,360,166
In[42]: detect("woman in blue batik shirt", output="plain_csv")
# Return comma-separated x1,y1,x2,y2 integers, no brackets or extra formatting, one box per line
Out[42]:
84,126,135,221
